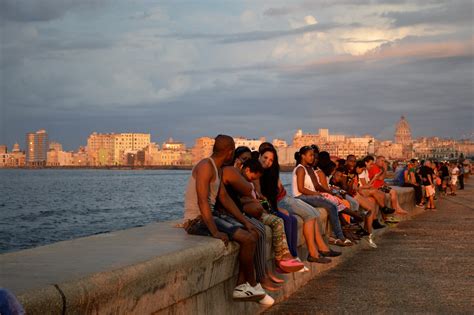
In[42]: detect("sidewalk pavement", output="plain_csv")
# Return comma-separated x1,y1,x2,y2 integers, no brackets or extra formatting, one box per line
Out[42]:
266,181,474,314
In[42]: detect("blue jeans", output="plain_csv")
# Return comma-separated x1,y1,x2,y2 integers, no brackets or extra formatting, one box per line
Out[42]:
296,195,344,239
275,210,299,257
278,195,318,222
185,211,243,240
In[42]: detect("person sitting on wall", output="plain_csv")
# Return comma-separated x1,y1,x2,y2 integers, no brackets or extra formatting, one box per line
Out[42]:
365,155,408,216
331,165,379,248
237,158,306,269
358,156,399,224
342,155,386,230
182,134,266,302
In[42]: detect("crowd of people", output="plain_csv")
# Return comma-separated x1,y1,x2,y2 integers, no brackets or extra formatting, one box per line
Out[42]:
391,159,465,210
182,134,466,306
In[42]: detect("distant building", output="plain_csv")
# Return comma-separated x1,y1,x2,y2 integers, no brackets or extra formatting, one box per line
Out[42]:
272,139,288,148
233,137,266,151
277,146,298,166
394,116,412,145
293,129,374,158
87,132,116,166
12,143,20,152
49,142,63,152
192,137,215,164
72,147,89,166
87,132,150,166
26,129,49,167
113,133,150,165
142,143,161,166
162,138,186,151
293,129,320,148
0,143,26,168
158,149,189,166
47,150,74,166
375,141,404,160
410,137,474,160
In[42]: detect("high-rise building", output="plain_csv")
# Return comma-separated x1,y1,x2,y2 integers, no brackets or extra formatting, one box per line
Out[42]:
26,129,49,167
87,132,151,166
113,133,150,165
87,132,116,166
49,142,63,152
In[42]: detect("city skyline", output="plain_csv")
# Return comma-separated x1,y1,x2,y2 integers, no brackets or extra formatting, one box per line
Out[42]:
2,116,473,153
1,1,473,150
2,115,473,169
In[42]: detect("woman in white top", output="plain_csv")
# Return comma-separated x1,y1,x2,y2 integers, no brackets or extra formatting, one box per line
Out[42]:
292,146,352,247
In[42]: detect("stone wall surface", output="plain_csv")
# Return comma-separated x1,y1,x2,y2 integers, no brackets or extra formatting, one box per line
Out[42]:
0,187,416,315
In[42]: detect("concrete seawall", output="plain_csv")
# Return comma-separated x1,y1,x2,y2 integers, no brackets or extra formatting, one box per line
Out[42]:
0,187,416,314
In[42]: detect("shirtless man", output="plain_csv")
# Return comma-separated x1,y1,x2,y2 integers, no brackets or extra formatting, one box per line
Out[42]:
183,135,266,302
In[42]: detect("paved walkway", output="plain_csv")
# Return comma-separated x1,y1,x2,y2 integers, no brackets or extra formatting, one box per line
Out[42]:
267,180,474,314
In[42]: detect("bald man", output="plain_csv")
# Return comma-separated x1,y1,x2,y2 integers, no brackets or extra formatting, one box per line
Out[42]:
183,134,267,302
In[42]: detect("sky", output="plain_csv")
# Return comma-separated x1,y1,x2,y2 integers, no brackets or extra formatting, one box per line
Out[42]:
0,0,473,150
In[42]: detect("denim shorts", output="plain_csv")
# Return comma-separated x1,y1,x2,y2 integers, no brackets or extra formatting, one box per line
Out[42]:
185,211,244,240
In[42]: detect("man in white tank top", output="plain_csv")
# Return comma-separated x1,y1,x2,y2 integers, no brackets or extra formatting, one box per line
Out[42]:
183,135,267,302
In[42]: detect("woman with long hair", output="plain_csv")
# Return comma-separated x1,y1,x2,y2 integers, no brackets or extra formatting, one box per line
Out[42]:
292,146,354,247
257,144,341,259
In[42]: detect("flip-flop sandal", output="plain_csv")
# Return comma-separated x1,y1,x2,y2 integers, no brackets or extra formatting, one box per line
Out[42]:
277,259,305,273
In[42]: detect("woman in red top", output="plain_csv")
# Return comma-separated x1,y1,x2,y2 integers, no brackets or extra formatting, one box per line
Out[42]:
367,156,408,215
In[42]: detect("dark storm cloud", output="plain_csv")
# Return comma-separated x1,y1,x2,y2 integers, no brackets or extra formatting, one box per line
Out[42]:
0,0,108,22
158,22,361,44
1,1,472,150
263,0,446,17
383,1,473,27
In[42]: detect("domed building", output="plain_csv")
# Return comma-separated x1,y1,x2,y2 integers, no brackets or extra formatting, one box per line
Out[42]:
394,115,412,145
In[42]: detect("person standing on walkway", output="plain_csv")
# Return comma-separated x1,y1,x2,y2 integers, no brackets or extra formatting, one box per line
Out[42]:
458,162,464,190
449,162,459,196
183,134,266,302
403,160,423,207
420,160,436,210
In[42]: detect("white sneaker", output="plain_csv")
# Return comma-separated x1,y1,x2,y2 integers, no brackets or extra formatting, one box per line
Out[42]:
252,283,267,296
233,283,266,302
258,294,275,306
367,234,377,248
